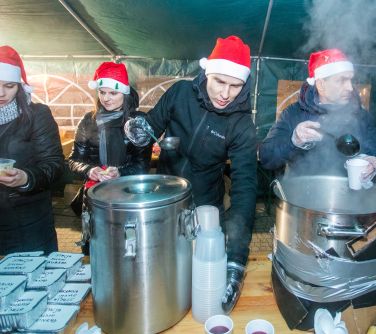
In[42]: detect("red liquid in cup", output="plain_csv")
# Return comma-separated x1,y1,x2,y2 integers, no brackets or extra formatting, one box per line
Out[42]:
252,332,267,334
209,325,230,334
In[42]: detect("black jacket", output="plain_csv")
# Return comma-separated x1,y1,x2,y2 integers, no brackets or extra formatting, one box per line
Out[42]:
259,82,376,175
145,72,258,225
69,110,151,179
0,102,64,254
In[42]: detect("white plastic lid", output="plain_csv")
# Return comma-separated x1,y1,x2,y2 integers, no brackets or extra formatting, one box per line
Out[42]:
196,205,220,231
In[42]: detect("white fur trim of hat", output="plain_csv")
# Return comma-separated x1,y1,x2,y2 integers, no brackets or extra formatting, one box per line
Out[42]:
307,61,354,86
88,78,130,94
200,58,250,82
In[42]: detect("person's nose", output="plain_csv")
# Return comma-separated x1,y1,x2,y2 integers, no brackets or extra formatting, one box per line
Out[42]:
0,87,5,97
220,85,230,100
345,81,354,92
102,93,111,102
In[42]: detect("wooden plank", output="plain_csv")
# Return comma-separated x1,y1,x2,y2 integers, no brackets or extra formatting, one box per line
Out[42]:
70,254,308,333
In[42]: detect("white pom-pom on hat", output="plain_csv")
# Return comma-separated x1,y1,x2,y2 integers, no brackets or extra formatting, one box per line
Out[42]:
199,58,208,69
88,80,98,90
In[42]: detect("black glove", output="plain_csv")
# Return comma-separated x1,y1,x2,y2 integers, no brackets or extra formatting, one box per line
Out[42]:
221,261,246,314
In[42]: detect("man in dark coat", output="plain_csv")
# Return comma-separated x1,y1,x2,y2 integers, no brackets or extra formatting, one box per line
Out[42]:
259,48,376,178
144,36,258,313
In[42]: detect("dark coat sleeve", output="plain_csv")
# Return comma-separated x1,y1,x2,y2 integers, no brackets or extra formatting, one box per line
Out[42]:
68,113,97,179
226,116,258,225
360,111,376,156
259,103,306,170
21,104,64,191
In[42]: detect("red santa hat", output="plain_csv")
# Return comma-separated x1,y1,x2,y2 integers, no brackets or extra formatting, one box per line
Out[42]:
199,35,251,82
307,49,354,85
88,61,130,94
0,45,32,93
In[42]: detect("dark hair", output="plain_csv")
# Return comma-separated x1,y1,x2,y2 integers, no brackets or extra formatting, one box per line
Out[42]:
16,83,32,126
93,86,139,123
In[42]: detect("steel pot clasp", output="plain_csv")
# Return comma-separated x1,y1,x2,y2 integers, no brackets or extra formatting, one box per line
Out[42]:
179,206,199,241
317,218,367,238
124,223,137,258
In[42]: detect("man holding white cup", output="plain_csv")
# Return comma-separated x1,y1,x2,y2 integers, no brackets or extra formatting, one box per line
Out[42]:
259,48,376,186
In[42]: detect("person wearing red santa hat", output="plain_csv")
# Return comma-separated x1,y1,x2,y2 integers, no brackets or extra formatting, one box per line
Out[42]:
0,45,64,255
68,61,152,254
127,35,258,313
259,48,376,178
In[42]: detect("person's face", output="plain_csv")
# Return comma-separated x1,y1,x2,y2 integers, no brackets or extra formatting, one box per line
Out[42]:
98,87,124,111
0,81,19,107
316,71,354,105
206,74,244,109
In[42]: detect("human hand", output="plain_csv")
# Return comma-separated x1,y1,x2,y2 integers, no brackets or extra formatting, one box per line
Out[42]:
88,166,119,182
361,156,376,180
124,116,153,147
292,121,323,148
0,168,28,188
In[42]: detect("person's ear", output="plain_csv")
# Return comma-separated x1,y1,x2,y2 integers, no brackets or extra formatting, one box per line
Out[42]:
315,78,325,95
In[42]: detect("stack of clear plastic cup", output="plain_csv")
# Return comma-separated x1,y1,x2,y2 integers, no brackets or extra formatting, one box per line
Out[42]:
192,205,227,324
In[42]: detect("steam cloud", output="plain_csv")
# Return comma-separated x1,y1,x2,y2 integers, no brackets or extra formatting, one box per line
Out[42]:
301,0,376,64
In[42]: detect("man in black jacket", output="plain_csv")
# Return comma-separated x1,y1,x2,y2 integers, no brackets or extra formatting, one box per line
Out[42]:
144,36,258,313
260,48,376,178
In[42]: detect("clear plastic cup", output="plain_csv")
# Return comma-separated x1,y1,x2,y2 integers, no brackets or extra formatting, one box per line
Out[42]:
0,159,15,176
245,319,274,334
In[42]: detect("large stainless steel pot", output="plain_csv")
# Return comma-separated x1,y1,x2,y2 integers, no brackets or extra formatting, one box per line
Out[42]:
87,175,195,334
274,176,376,258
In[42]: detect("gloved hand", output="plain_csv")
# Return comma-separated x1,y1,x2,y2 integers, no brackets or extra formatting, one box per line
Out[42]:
221,261,246,314
291,121,323,149
361,155,376,180
124,116,153,147
88,166,119,182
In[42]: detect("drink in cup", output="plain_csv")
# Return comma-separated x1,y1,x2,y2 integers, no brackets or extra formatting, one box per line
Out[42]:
346,158,369,190
245,319,274,334
205,315,233,334
0,159,15,176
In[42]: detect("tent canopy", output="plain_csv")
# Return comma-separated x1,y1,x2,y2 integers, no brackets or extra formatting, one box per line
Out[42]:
1,0,375,63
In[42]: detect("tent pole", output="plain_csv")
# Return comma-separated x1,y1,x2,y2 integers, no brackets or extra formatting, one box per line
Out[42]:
58,0,117,58
252,0,274,124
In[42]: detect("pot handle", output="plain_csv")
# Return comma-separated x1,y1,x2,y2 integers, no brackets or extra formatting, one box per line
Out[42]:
179,205,199,241
318,224,367,238
124,223,137,258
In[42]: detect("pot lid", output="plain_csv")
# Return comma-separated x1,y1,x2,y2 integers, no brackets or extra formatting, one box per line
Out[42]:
87,174,191,209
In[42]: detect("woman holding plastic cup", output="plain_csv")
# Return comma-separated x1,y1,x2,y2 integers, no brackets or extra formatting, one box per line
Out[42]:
0,45,64,255
68,61,152,254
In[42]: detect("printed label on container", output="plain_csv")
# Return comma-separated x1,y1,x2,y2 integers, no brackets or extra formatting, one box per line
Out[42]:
49,283,91,305
67,264,91,282
46,252,83,269
0,257,46,275
27,269,66,289
0,291,47,314
0,275,27,297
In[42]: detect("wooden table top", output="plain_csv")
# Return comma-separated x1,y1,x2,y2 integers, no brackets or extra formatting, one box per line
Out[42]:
70,253,307,334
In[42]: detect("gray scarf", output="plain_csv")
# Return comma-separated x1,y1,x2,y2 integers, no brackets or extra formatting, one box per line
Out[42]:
0,99,20,125
96,109,124,166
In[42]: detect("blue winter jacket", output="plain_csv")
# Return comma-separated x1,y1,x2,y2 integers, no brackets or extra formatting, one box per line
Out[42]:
259,82,376,176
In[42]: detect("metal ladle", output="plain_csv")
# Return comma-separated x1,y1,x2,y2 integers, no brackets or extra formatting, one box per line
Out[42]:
143,127,180,151
321,131,360,157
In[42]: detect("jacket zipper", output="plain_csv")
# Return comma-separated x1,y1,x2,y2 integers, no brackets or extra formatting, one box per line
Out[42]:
180,110,209,175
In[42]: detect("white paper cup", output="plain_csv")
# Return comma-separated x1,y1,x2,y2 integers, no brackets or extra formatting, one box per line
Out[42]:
0,158,15,176
204,314,233,334
346,158,369,190
245,319,274,334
